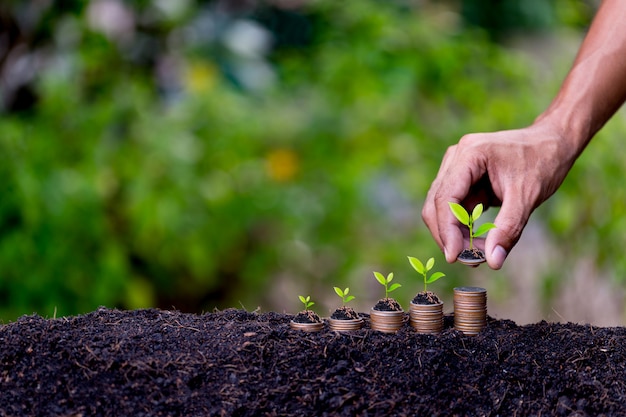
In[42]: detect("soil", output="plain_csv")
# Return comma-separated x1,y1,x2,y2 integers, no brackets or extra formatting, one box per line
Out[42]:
458,248,487,266
292,310,322,323
331,306,360,320
1,307,626,416
412,291,442,305
373,298,403,311
459,248,486,261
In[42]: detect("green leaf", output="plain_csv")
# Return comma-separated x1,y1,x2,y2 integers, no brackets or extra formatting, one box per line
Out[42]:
471,203,484,222
426,271,446,284
388,283,401,293
344,295,355,303
426,257,435,272
299,295,308,304
343,287,350,296
386,272,394,283
408,256,424,274
373,271,386,286
473,222,497,237
448,202,470,226
308,301,315,307
334,287,343,298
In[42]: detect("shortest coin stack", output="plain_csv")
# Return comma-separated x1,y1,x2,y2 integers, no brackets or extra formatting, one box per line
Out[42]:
453,287,487,336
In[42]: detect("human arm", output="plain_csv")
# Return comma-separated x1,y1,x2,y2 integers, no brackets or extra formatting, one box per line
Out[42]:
422,0,626,269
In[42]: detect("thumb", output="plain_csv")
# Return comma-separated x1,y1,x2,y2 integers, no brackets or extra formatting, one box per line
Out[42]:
484,199,531,270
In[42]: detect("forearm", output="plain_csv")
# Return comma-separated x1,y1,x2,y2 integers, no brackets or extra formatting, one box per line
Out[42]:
536,0,626,158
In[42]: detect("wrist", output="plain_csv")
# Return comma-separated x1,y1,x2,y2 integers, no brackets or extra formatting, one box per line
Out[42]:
533,104,593,162
520,110,588,182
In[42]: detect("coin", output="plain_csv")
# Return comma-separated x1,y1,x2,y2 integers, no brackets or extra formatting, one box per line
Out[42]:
453,287,487,336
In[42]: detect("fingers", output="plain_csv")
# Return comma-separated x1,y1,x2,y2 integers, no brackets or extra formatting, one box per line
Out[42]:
422,141,487,263
422,144,465,261
424,124,573,270
464,175,502,210
421,146,452,252
423,130,535,269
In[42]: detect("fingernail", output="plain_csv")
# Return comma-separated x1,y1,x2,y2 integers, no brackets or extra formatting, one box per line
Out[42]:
444,247,450,262
491,245,508,269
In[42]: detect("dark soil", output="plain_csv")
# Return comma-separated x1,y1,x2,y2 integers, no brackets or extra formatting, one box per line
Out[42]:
412,291,442,305
331,306,360,320
292,310,322,323
1,307,626,416
458,248,486,264
372,298,403,311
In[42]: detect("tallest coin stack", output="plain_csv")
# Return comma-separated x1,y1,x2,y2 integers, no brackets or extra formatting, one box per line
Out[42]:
453,286,487,336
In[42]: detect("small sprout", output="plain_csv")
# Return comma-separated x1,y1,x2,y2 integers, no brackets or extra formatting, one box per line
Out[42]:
299,295,315,311
334,287,355,305
373,271,401,299
448,202,497,250
408,256,446,292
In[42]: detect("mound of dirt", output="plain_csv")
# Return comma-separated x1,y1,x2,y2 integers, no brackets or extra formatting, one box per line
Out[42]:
0,307,624,416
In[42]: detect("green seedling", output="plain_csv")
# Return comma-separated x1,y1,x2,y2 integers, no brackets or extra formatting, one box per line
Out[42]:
448,202,497,250
334,287,355,305
299,295,315,311
373,271,401,299
408,256,446,292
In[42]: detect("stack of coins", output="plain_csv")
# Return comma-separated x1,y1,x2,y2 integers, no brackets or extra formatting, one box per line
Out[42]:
328,317,364,332
369,309,405,333
409,302,443,334
453,287,487,336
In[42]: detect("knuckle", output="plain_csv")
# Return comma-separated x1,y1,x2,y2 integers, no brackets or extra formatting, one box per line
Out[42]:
458,133,479,146
421,203,434,223
432,192,450,209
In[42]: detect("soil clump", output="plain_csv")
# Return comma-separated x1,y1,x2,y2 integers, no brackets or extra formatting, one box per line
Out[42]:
330,306,360,320
412,291,441,305
372,298,403,311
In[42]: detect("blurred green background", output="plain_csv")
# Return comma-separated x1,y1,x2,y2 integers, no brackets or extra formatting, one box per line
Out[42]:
2,0,624,324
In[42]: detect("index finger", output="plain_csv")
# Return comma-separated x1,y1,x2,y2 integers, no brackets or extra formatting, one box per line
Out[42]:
427,141,489,262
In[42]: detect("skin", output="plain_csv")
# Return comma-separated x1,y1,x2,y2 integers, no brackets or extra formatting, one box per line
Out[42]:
422,0,626,270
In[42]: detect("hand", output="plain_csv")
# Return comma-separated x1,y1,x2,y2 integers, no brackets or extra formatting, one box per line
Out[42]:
422,121,577,269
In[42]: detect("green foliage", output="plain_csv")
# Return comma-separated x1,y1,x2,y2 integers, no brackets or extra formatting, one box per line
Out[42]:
542,111,626,282
373,271,401,299
449,203,497,250
408,256,446,293
298,295,314,311
460,0,594,40
334,287,355,305
0,1,607,321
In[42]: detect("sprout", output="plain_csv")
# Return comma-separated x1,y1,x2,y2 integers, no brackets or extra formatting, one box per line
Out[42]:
334,287,355,305
408,256,446,292
448,202,497,250
373,271,401,299
298,295,315,311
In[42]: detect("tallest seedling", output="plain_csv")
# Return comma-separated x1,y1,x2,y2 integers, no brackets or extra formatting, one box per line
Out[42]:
448,203,497,250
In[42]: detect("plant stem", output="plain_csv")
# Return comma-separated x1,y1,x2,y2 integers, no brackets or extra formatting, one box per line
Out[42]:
469,220,474,250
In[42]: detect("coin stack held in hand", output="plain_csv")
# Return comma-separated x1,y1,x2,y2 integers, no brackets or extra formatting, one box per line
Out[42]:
453,287,487,336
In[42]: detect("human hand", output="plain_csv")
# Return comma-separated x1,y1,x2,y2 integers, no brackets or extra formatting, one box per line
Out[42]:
422,122,577,269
